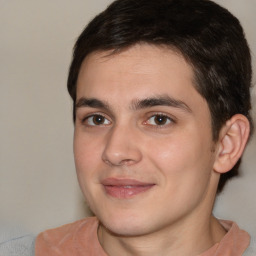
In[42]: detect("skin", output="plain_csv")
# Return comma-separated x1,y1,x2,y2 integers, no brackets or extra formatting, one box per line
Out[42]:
74,44,227,256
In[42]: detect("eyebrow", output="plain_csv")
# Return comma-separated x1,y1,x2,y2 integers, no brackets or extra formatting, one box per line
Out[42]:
131,95,192,113
76,98,110,110
75,95,192,113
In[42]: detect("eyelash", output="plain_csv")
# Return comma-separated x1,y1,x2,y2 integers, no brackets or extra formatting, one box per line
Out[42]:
81,112,175,128
82,113,111,127
144,113,175,128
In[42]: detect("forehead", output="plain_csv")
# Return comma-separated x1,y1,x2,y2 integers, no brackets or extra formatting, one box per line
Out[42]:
76,44,206,112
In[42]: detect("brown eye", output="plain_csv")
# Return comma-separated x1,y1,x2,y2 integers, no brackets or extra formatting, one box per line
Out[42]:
146,114,172,126
86,114,111,126
154,115,169,125
93,115,105,125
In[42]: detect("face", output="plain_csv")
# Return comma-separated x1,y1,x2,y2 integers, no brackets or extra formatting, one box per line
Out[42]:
74,44,219,237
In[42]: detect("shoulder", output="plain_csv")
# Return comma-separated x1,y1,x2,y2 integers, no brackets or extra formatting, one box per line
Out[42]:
0,225,35,256
36,217,97,243
35,217,98,254
243,237,256,256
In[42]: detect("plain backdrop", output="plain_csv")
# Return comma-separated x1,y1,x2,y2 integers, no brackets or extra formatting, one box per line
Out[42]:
0,0,255,236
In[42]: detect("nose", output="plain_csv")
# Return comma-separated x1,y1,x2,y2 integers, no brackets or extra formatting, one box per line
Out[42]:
102,125,142,166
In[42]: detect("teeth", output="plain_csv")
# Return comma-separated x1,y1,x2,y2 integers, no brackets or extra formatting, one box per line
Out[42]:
124,185,133,188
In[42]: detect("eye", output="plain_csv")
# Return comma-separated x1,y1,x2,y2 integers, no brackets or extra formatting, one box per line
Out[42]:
84,114,111,126
146,114,173,126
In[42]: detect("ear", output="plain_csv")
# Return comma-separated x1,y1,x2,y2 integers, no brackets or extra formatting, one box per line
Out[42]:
213,114,250,174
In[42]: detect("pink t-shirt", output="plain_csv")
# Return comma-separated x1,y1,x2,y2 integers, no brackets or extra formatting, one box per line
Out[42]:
35,217,250,255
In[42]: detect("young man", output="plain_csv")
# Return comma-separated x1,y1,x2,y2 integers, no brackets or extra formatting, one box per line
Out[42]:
36,0,255,255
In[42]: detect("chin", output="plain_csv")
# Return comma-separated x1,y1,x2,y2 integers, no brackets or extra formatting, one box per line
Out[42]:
98,210,153,237
103,220,149,237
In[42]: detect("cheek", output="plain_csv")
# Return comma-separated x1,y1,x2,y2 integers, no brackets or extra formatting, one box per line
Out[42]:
146,131,213,184
146,136,214,212
74,129,103,164
73,133,103,185
148,135,199,167
73,136,103,207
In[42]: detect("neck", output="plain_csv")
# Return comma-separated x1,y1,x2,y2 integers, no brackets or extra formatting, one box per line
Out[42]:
98,214,226,256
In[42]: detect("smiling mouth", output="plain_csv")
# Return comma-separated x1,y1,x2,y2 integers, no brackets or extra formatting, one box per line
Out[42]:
102,178,155,199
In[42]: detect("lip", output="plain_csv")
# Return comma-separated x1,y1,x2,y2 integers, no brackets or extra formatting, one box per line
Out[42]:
102,178,155,199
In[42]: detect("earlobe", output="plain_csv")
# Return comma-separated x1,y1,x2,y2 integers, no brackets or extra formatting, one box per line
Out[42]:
213,114,250,174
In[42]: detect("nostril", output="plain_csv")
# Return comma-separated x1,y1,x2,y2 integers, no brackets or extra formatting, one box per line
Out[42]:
102,157,134,166
102,159,111,165
120,159,134,166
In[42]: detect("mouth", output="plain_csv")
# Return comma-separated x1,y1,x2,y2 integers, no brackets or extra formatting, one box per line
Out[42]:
101,178,155,199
